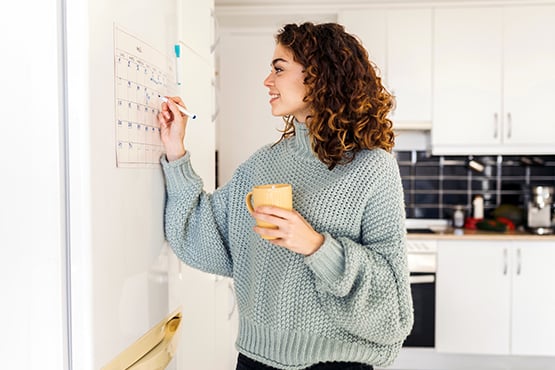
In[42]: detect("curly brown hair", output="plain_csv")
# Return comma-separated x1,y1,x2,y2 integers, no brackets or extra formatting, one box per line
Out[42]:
275,22,396,170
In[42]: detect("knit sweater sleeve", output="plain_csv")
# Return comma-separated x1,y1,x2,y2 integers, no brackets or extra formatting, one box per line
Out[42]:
304,155,413,345
161,152,233,277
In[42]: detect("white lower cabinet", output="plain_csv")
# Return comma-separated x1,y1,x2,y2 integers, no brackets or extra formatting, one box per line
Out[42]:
436,241,510,355
214,276,239,369
169,257,238,369
510,244,555,356
436,240,555,356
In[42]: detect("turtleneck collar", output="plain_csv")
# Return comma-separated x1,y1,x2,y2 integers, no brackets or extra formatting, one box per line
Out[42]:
289,120,318,161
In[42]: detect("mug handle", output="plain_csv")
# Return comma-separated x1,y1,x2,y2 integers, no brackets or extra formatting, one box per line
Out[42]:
245,192,255,214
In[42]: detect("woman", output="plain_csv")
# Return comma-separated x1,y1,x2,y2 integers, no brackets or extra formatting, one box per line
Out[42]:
159,22,413,370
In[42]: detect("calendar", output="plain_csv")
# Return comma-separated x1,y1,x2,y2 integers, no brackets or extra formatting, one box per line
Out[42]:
114,25,175,167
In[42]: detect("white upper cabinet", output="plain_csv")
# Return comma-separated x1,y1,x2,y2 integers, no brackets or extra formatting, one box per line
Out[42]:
339,9,387,79
432,7,502,153
387,9,432,128
179,0,215,60
340,8,432,130
432,5,555,155
503,6,555,149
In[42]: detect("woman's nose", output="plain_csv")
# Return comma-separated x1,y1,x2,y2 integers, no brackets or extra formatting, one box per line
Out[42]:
263,73,273,87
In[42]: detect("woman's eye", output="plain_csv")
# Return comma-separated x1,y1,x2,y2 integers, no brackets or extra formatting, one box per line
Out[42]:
274,67,283,73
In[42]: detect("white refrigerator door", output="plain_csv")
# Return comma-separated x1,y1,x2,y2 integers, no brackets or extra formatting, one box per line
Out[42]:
64,0,193,369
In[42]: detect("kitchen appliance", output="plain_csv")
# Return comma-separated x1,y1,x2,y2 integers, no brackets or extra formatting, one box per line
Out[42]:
404,238,437,347
4,1,220,368
527,186,554,235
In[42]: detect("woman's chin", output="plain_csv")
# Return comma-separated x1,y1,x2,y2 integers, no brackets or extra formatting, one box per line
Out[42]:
270,108,285,117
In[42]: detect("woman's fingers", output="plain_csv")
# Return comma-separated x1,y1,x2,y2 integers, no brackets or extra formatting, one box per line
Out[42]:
158,97,188,161
251,206,324,255
169,95,185,106
165,98,184,118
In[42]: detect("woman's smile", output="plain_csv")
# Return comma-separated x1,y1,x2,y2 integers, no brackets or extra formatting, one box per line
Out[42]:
269,93,280,104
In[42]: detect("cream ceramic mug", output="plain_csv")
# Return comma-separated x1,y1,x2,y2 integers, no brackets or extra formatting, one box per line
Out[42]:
245,183,293,239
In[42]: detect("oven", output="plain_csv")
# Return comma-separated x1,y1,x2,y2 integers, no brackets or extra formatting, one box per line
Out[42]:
403,238,437,348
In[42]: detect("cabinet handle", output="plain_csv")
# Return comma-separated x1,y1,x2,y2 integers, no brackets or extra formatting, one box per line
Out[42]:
503,248,508,275
410,274,435,284
506,112,512,139
493,113,499,139
516,248,522,275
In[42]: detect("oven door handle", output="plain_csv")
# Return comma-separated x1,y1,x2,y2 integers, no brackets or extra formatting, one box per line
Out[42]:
410,274,435,284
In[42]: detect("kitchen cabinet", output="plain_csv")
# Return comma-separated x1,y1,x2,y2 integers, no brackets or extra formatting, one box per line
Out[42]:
339,8,432,130
432,5,555,155
169,261,217,370
169,260,238,370
179,0,215,60
436,241,509,354
214,277,239,369
436,240,555,356
510,243,555,356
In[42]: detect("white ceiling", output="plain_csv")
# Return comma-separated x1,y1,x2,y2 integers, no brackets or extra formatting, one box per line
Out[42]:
215,0,493,5
214,0,532,29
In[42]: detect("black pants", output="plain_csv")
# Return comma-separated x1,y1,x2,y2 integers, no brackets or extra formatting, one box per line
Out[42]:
236,353,374,370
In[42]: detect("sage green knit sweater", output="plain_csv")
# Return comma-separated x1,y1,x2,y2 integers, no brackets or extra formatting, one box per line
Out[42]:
161,122,413,369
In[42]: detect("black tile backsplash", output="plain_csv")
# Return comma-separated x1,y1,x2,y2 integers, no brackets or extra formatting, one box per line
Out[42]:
395,151,555,219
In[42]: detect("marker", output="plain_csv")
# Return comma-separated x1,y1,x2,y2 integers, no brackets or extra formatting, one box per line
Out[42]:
174,44,182,86
158,95,197,119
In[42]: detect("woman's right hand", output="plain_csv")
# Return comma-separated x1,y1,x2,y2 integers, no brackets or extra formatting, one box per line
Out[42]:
158,96,188,161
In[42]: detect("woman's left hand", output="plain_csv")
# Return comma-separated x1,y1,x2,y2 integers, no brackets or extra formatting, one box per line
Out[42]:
252,206,324,256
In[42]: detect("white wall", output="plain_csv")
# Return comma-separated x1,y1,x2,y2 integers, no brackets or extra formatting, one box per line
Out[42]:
216,12,337,185
217,30,283,185
0,0,67,369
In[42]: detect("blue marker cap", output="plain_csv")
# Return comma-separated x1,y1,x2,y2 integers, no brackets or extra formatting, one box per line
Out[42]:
174,44,181,58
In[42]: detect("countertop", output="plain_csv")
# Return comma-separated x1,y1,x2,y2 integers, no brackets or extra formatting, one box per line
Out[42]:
407,228,555,241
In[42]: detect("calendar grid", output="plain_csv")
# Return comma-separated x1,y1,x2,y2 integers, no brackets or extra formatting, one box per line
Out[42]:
114,25,174,167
